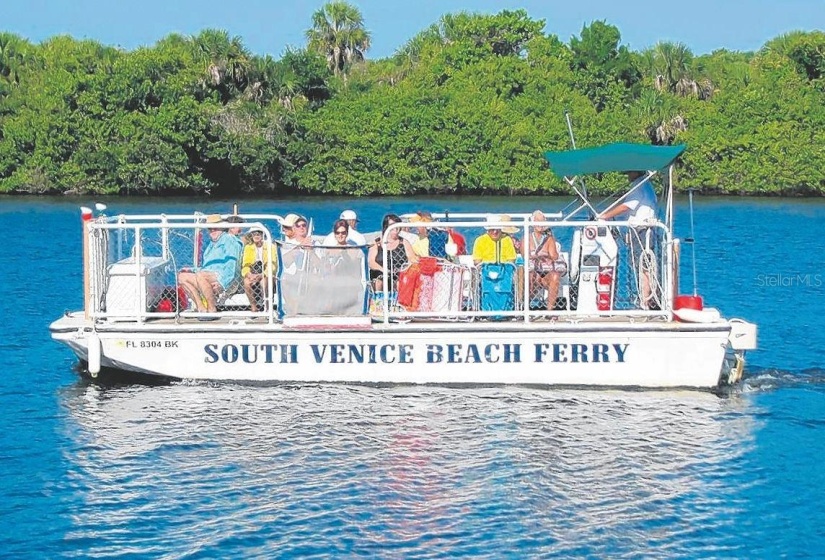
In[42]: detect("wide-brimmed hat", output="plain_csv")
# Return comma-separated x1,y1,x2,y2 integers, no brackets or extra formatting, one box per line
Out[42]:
409,214,432,224
500,214,519,234
279,213,301,227
205,214,223,225
485,214,518,234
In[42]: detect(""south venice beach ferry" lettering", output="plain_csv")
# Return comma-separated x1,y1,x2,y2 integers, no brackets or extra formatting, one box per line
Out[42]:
203,342,628,365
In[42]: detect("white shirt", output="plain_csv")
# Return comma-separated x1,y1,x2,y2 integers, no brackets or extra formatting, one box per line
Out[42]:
347,229,367,245
623,180,657,221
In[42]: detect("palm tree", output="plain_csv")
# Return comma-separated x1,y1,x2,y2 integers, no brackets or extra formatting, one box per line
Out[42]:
0,32,32,87
192,29,251,101
246,54,279,105
634,90,688,145
646,41,692,92
644,41,714,100
305,0,371,78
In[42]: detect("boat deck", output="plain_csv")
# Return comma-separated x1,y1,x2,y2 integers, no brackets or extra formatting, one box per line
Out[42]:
51,311,732,334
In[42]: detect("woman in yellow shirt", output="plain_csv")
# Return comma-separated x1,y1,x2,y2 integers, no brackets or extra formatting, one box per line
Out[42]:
242,228,278,312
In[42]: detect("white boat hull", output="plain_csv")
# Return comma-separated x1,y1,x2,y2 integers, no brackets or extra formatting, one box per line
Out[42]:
52,314,734,388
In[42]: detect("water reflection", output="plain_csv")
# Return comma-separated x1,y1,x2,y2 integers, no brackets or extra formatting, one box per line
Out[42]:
58,383,758,557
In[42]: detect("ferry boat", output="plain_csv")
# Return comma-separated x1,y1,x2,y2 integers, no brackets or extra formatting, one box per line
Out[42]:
50,143,757,388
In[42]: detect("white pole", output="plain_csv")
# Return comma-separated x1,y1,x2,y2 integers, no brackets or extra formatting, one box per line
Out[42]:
687,190,699,297
80,207,93,320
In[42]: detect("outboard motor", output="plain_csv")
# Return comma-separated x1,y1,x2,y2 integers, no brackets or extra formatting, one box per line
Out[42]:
572,225,619,313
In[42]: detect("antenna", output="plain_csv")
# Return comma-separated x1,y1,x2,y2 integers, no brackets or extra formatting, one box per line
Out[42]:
564,109,591,214
686,189,699,296
564,109,577,149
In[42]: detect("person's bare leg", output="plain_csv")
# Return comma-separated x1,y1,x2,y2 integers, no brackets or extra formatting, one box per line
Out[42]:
546,273,560,310
244,274,260,312
178,272,204,311
641,268,652,309
196,271,219,313
529,272,544,307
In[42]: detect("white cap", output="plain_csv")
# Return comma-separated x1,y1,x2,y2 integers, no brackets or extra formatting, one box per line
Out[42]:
340,210,357,221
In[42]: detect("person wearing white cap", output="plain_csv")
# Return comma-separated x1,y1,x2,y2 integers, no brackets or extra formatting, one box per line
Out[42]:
337,210,366,245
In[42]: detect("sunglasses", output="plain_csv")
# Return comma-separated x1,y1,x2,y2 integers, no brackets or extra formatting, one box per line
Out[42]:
295,223,307,228
335,230,347,235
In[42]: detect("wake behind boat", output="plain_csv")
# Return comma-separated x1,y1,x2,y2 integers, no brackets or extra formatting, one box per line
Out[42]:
50,143,757,388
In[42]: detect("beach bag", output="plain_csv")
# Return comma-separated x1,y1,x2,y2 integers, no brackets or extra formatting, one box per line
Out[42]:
533,255,568,275
397,264,422,309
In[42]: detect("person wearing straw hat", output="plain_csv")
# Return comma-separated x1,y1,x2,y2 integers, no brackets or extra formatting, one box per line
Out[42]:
178,214,243,316
472,215,518,265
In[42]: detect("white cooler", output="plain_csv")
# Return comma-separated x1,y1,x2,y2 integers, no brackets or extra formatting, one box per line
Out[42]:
105,256,171,315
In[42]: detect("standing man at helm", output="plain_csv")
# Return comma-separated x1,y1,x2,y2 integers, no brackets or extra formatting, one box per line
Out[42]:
339,210,367,245
598,171,657,222
598,170,658,309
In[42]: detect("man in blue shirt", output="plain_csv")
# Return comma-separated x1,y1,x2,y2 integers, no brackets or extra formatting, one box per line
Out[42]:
179,214,243,315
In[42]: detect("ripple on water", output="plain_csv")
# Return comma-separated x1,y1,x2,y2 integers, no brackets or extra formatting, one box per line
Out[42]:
45,383,760,558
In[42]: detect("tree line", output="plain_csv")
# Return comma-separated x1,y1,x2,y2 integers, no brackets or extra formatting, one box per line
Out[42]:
1,2,823,197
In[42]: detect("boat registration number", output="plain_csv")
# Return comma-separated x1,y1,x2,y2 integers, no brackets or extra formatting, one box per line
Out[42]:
123,340,179,348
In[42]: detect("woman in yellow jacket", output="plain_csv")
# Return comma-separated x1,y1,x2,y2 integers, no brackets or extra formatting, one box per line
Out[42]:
242,228,278,312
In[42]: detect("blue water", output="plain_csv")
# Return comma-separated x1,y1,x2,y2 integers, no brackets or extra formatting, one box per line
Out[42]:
1,196,824,558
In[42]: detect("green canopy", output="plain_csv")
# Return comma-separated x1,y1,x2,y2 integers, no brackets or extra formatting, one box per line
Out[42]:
543,142,686,178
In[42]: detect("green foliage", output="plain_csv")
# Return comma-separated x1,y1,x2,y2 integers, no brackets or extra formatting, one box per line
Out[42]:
570,21,642,110
0,10,822,197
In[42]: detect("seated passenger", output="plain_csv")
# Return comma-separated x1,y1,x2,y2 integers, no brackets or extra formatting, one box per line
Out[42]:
242,227,278,312
338,210,367,245
322,219,357,247
279,214,318,273
225,214,244,238
178,214,243,315
472,215,518,264
368,213,418,292
408,210,450,258
408,212,433,257
323,220,364,275
527,210,566,309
